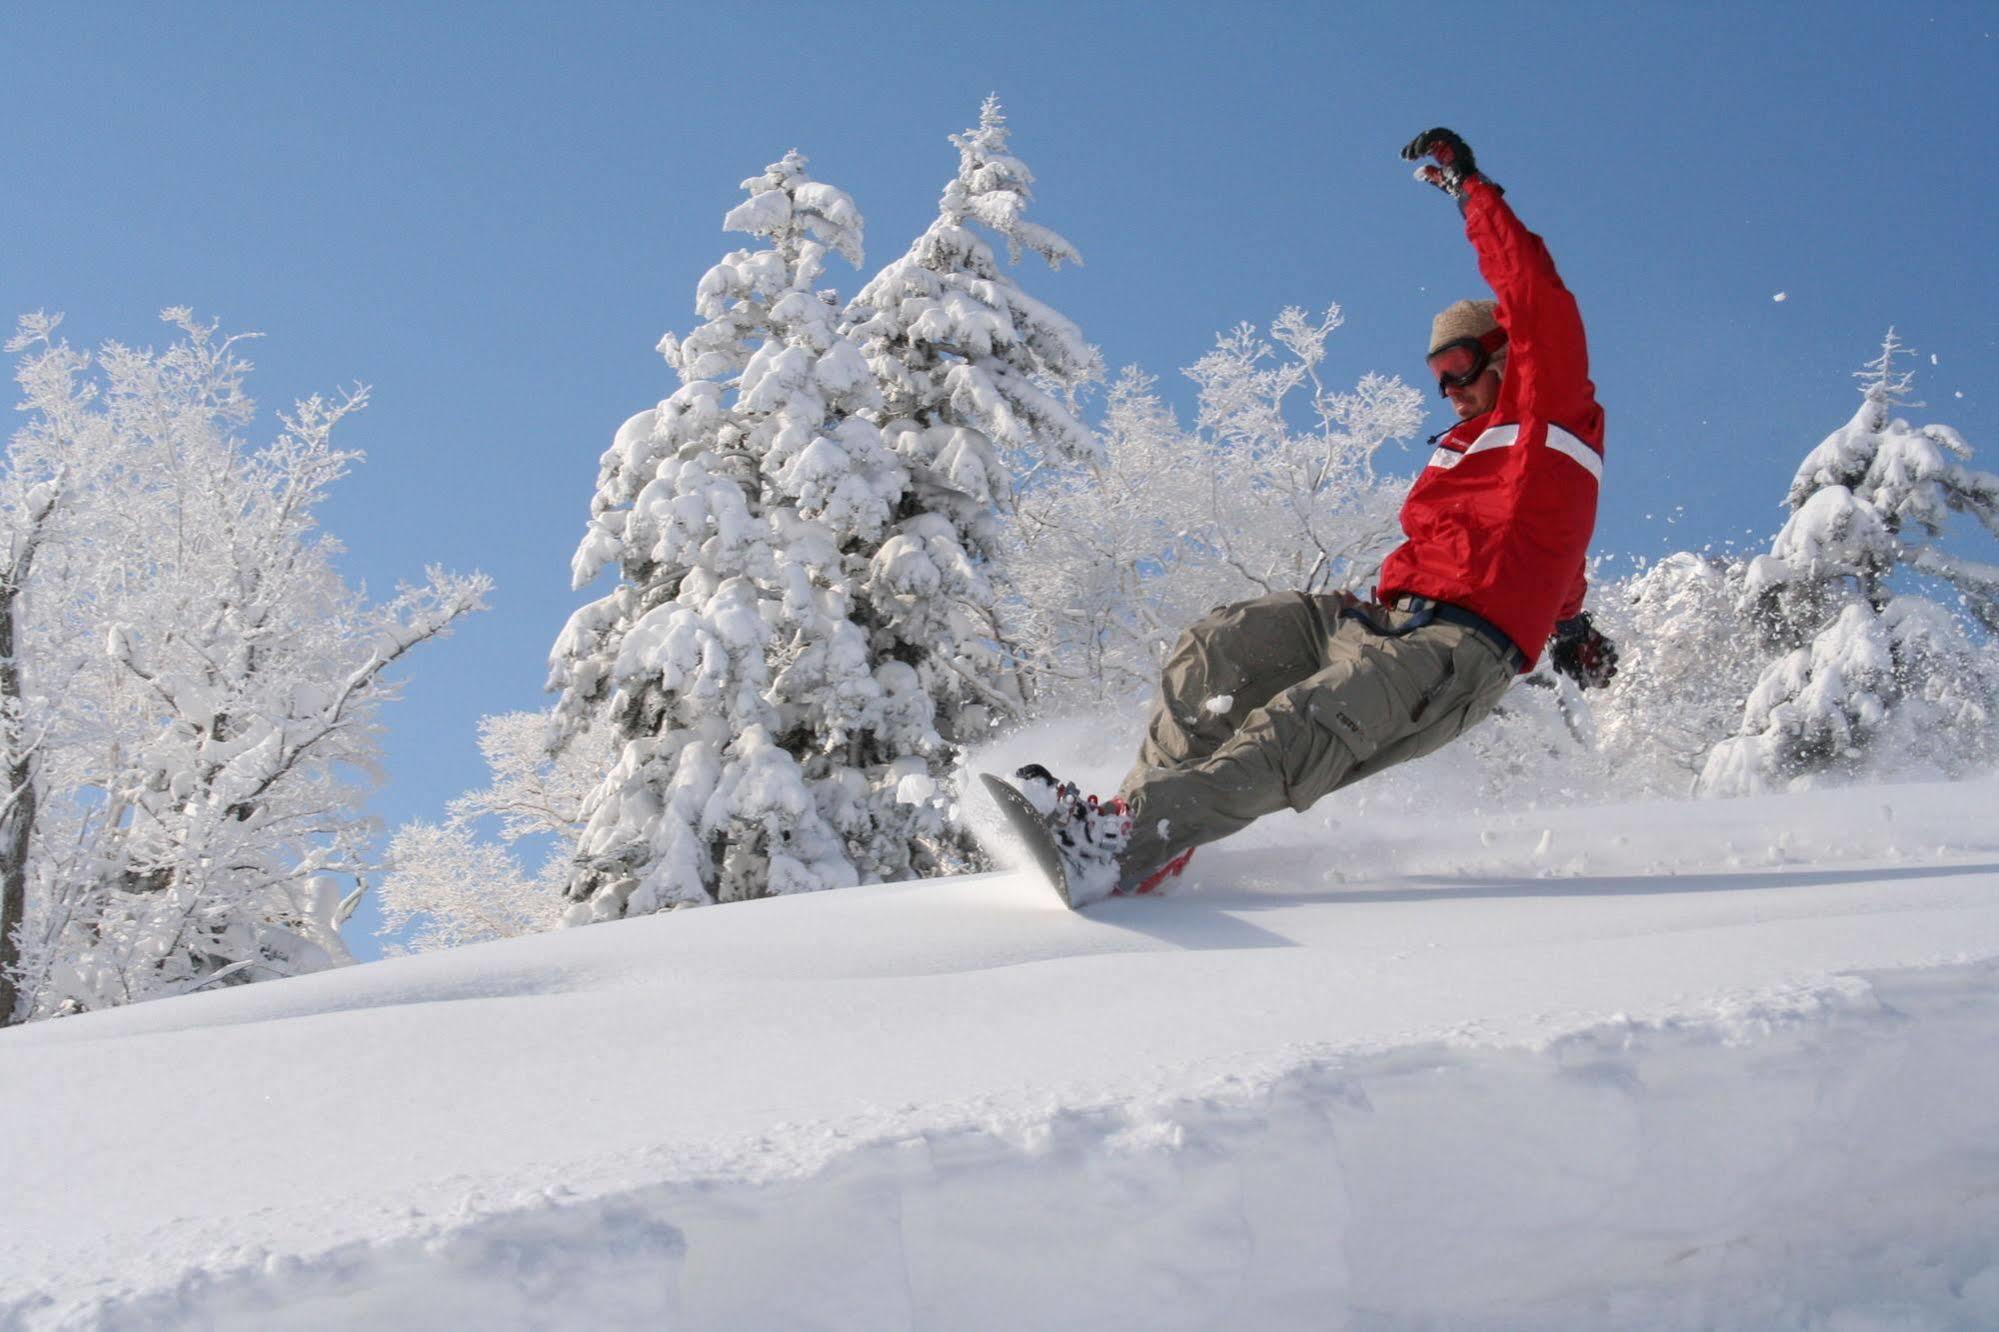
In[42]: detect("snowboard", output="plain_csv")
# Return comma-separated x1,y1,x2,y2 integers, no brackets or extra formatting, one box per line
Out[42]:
978,772,1078,909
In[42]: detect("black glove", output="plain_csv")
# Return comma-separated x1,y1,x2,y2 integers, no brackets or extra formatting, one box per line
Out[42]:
1549,612,1618,689
1400,127,1487,201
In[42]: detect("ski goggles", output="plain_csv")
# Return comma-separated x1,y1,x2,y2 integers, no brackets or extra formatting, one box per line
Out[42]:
1426,328,1508,395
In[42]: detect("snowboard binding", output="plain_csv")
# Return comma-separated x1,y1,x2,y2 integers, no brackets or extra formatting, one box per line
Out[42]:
984,764,1194,906
1010,763,1131,900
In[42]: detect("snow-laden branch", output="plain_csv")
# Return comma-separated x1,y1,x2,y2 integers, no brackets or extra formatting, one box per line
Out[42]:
2,311,489,1021
1003,317,1419,711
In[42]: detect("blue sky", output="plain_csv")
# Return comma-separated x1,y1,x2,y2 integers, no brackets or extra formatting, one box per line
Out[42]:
4,2,1994,958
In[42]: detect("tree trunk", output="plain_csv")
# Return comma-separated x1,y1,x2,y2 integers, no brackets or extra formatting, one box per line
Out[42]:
0,492,55,1027
0,580,35,1026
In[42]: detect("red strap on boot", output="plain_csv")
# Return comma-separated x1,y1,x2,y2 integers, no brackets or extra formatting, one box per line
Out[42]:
1124,847,1195,897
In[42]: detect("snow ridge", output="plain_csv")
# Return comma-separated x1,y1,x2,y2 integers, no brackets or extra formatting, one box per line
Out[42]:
7,760,1999,1329
27,963,1999,1331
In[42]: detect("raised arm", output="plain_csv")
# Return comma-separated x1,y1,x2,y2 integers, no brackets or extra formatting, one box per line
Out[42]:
1402,129,1615,686
1402,129,1597,430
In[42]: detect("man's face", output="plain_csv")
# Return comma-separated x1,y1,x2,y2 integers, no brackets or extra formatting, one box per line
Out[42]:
1445,367,1501,422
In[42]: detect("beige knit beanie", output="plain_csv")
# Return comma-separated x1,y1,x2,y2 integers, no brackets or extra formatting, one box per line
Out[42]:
1429,299,1503,356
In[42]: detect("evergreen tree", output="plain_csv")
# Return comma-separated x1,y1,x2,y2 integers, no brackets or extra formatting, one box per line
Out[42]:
842,97,1105,738
551,153,962,918
1701,332,1999,793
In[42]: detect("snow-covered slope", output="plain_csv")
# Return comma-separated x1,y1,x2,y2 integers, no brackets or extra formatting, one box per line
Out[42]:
6,767,1999,1330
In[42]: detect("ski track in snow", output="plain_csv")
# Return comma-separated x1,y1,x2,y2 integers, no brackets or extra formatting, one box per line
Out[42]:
6,768,1999,1329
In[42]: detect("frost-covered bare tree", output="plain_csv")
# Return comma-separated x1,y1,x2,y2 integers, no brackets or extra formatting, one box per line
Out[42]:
1006,307,1422,713
1,311,488,1022
1588,552,1762,793
377,711,592,952
0,474,63,1023
1701,332,1999,794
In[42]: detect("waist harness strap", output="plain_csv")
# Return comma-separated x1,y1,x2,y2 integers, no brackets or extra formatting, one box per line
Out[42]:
1391,596,1527,672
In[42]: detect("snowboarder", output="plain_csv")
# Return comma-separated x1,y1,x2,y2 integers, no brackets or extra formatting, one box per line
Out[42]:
1011,128,1619,901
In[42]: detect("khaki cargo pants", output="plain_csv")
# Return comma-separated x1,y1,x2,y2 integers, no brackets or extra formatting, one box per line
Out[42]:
1117,592,1517,890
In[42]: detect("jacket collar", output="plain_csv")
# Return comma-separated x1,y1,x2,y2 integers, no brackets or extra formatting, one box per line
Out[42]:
1442,407,1499,447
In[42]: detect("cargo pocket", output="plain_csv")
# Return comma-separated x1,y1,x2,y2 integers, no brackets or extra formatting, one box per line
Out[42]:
1398,640,1517,771
1296,634,1444,766
1442,643,1518,744
1407,653,1458,726
1334,628,1497,784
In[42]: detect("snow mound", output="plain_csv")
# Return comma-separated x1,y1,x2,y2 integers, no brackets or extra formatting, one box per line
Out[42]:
6,767,1999,1328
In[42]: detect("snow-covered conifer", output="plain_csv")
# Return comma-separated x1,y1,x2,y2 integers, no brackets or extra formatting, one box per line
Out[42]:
1,312,487,1021
552,151,983,919
842,97,1106,734
1701,332,1999,793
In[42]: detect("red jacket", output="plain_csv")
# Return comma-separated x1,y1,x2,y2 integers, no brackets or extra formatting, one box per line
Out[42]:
1375,177,1604,669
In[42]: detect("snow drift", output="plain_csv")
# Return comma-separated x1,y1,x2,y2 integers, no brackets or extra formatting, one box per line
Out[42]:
5,767,1999,1329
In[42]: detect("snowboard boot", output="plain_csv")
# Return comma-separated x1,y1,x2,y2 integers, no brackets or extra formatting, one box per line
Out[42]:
1011,764,1132,901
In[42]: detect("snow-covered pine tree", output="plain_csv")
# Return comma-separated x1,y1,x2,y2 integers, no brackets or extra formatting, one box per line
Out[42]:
842,96,1105,736
1701,332,1999,793
552,152,963,918
2,311,487,1021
